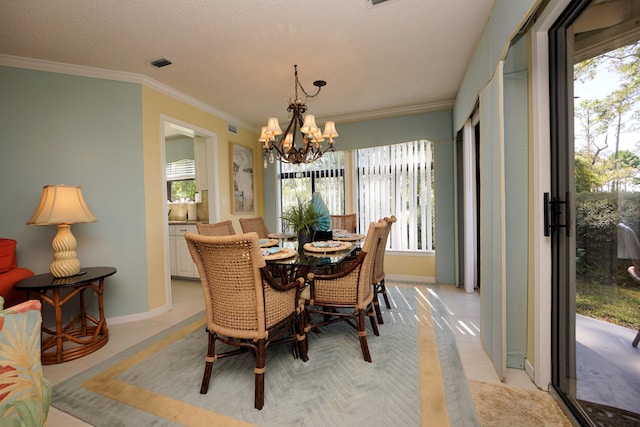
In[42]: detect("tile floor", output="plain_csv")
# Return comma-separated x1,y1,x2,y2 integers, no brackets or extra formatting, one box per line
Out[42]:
43,280,539,426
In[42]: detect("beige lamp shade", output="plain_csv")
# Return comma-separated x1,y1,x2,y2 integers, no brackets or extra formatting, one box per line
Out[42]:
259,126,269,144
300,114,319,134
266,117,283,136
322,121,339,142
283,133,293,150
28,185,97,225
27,185,96,278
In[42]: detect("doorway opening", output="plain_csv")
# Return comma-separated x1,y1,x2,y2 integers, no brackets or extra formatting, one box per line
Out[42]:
161,117,218,305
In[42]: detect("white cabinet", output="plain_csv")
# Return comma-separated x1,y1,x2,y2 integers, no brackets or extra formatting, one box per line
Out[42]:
169,224,199,278
194,137,208,191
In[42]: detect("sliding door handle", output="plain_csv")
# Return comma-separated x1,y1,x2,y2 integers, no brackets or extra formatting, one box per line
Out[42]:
544,192,570,237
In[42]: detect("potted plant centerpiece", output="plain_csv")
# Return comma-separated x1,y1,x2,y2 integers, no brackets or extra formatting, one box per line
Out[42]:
281,196,320,249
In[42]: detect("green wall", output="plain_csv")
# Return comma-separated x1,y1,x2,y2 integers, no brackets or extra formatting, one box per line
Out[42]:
453,0,539,132
0,66,148,317
165,137,194,163
504,36,529,369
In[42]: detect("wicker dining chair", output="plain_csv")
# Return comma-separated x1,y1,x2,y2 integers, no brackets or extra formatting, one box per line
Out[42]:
185,231,308,410
372,215,397,324
302,221,386,362
196,220,236,236
239,216,270,238
617,223,640,347
330,214,357,233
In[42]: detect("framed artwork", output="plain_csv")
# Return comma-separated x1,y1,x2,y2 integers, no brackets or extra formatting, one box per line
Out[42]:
231,142,255,214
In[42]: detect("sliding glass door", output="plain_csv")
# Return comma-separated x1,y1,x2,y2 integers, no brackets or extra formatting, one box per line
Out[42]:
549,0,640,424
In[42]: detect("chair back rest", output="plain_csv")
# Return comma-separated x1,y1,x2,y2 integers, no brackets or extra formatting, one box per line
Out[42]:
358,221,387,305
619,223,640,270
196,220,236,236
239,217,270,238
330,214,357,233
372,215,396,284
185,231,268,340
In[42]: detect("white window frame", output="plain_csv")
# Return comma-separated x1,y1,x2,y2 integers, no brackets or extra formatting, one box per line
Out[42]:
356,140,434,252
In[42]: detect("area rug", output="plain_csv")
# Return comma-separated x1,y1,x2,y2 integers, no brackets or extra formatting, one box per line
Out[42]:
468,381,572,426
51,285,432,426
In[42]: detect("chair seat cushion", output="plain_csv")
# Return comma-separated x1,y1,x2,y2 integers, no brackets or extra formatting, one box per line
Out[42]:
0,299,50,424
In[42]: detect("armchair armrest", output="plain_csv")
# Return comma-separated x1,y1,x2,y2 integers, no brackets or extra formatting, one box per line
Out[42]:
260,267,305,292
308,251,366,282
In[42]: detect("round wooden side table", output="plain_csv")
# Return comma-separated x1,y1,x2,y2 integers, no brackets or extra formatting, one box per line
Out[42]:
15,266,116,364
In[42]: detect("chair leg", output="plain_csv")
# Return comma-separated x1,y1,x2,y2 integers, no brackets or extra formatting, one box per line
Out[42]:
633,330,640,348
200,332,216,394
254,340,266,410
297,312,309,362
373,291,384,324
357,310,372,362
380,280,391,309
368,306,379,336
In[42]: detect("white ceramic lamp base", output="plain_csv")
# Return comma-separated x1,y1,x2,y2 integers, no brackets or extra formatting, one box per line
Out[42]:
50,224,81,278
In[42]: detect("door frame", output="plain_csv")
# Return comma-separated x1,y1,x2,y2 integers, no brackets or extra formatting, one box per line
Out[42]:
528,0,574,391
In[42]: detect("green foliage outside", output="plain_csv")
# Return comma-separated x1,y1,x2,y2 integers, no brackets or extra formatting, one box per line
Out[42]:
169,179,196,202
574,42,640,331
575,192,640,330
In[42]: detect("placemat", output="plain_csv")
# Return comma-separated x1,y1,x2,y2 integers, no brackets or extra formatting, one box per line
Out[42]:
303,241,352,253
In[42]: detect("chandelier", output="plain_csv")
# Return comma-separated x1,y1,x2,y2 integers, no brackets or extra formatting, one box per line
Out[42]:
260,65,338,168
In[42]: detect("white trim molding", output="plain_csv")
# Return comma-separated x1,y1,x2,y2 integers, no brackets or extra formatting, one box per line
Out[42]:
0,54,253,131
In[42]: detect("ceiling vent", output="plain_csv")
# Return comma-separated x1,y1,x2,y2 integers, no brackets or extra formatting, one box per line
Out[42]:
227,123,238,135
150,58,172,68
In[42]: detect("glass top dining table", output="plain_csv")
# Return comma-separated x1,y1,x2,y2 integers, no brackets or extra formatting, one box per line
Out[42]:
264,235,363,283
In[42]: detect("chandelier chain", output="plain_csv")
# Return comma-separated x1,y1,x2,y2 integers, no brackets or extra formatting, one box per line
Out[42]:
294,64,322,100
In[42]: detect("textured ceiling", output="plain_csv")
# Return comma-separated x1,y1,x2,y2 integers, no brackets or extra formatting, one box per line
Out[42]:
0,0,494,130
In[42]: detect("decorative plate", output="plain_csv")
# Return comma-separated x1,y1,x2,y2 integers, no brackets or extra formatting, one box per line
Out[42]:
259,238,279,248
332,233,365,242
268,233,297,239
303,241,353,253
263,247,296,260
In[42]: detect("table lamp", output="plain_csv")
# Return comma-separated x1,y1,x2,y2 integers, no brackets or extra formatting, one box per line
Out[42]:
27,184,97,278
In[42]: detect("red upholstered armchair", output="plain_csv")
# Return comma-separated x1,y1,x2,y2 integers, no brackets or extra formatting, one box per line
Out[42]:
0,239,34,307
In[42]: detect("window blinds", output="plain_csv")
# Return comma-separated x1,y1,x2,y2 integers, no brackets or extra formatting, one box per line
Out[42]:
356,140,433,251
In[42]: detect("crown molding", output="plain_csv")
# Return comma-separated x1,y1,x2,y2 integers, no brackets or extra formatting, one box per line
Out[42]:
322,100,455,124
0,54,252,131
264,100,455,133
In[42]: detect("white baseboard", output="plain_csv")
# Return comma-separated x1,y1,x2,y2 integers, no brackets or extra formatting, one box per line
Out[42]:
386,273,436,284
107,303,171,325
524,358,536,385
